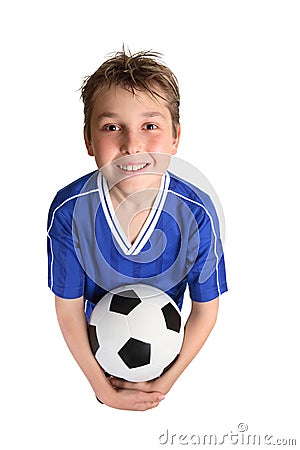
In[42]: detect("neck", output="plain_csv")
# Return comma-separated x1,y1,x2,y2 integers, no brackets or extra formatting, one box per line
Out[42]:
108,174,163,210
108,175,164,244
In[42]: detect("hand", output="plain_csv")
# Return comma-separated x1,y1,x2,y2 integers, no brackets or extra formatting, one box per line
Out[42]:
100,384,165,411
108,377,163,394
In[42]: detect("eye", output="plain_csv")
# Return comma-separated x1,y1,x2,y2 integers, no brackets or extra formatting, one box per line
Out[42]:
104,124,121,132
144,123,158,130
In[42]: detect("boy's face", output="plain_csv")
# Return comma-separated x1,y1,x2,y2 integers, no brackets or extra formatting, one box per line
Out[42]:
84,85,180,194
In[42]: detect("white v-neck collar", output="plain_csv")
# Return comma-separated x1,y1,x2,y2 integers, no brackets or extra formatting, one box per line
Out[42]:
98,171,170,255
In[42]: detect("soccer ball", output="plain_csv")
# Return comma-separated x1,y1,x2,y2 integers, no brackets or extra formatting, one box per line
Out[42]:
88,284,184,382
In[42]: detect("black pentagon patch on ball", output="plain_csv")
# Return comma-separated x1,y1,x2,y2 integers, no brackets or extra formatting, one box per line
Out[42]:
161,302,181,332
110,290,142,315
88,324,100,354
118,338,151,369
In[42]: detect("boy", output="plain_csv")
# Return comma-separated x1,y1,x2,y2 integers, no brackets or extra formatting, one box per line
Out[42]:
47,49,227,411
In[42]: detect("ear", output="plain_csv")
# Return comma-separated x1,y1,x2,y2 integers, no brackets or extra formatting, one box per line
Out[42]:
84,130,94,156
171,124,181,155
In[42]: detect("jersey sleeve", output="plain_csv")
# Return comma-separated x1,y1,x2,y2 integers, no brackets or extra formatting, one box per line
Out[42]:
187,197,228,302
47,196,85,299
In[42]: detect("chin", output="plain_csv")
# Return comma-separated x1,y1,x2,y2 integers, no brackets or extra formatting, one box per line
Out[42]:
115,173,163,194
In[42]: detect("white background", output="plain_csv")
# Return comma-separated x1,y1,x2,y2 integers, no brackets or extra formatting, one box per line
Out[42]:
1,1,299,449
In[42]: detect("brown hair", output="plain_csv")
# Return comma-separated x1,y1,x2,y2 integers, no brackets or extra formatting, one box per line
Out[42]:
81,48,180,141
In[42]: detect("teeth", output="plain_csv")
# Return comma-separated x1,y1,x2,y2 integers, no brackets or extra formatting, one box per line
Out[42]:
118,163,147,171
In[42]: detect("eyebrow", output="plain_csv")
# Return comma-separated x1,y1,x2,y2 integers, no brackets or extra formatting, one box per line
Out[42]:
96,111,165,121
96,112,119,120
142,111,165,118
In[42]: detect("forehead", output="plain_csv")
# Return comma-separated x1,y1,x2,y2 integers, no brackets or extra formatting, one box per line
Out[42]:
92,85,170,116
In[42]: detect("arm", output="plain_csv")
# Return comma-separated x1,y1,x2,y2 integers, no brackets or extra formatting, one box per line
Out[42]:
110,297,219,394
55,295,165,411
158,296,219,393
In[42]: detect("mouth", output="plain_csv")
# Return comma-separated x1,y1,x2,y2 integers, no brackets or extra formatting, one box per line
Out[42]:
116,163,150,173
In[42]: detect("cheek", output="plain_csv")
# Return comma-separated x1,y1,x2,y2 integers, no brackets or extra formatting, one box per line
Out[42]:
147,134,175,152
93,137,117,156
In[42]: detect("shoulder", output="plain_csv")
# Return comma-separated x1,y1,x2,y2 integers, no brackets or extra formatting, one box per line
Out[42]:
54,170,98,203
167,171,215,213
49,171,99,211
47,171,99,228
167,172,222,233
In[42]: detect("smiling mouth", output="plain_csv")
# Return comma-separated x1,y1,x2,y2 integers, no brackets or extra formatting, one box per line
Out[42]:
117,163,149,172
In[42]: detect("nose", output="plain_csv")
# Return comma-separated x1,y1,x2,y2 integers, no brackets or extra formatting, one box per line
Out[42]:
120,130,143,154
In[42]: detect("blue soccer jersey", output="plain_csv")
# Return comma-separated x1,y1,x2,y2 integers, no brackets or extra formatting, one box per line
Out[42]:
47,170,227,321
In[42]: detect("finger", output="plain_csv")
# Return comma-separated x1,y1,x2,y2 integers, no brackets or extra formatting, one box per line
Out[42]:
112,390,165,411
110,378,134,390
138,400,160,411
109,377,126,388
136,392,165,410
